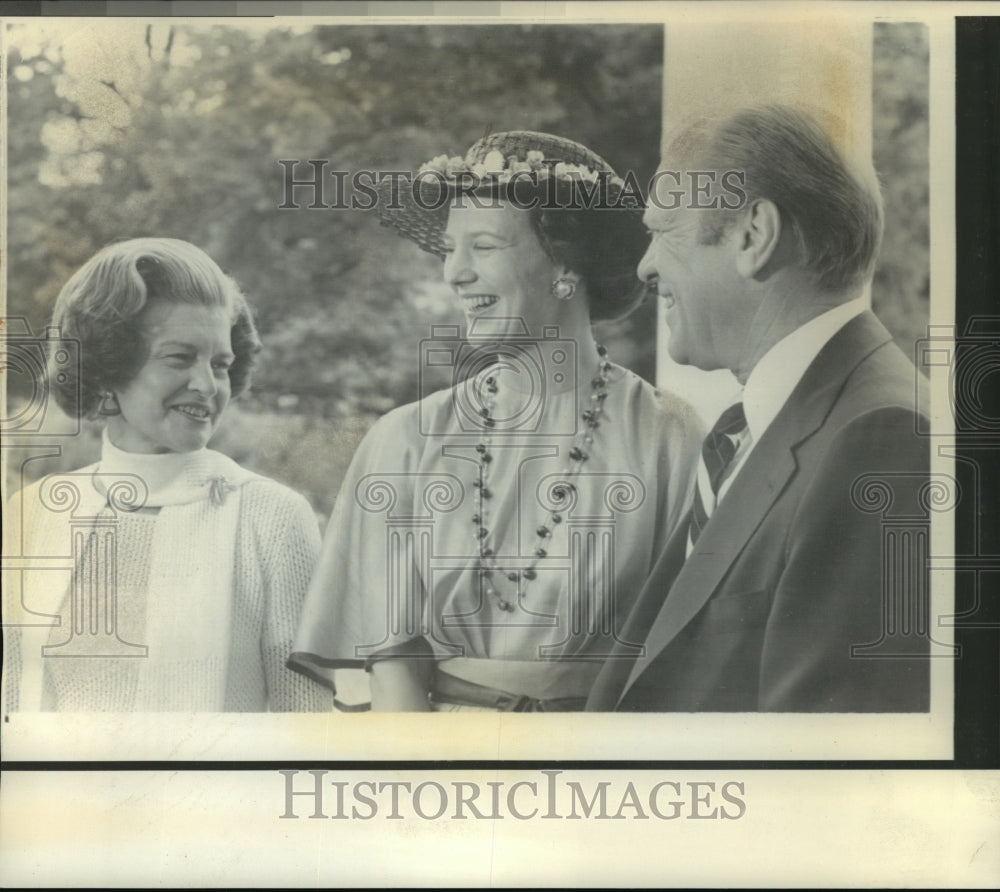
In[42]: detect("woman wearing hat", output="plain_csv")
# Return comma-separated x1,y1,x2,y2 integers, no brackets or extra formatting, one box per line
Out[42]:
291,132,701,711
3,238,331,712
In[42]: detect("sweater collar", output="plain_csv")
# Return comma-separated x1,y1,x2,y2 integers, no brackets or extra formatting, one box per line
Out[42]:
94,428,254,508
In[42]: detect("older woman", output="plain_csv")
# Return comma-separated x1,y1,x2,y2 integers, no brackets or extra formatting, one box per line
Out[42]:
291,132,701,711
3,238,331,712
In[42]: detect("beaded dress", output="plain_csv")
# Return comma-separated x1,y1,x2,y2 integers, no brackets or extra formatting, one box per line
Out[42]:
291,354,701,706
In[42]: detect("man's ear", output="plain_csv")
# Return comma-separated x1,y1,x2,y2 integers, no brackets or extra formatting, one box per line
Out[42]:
733,199,782,279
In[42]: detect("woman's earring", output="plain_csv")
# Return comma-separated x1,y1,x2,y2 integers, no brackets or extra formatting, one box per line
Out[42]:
551,275,578,301
98,391,121,416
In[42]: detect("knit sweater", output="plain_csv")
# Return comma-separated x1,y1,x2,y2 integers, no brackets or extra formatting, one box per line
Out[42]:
3,453,333,713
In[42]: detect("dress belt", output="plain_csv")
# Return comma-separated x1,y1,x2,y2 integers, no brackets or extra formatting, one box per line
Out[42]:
431,668,587,712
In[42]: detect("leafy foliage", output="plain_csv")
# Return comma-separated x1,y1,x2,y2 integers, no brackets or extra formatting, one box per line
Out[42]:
4,21,928,513
872,22,930,351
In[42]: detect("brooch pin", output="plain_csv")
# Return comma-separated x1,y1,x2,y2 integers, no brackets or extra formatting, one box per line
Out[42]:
209,476,238,506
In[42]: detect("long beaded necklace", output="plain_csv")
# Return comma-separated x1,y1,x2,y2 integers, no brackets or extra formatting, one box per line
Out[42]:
471,344,613,612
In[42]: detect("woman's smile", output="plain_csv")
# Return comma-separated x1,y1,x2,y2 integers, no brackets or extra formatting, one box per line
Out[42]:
461,293,500,313
170,401,214,422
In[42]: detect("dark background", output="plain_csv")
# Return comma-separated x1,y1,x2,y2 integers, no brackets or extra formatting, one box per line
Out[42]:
954,15,1000,769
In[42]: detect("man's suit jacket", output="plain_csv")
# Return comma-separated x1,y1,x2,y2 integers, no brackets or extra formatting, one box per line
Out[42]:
587,311,931,712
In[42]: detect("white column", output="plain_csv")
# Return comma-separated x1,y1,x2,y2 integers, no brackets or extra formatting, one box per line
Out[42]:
657,19,874,427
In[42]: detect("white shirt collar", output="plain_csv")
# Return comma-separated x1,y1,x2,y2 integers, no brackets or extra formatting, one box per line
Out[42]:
742,298,868,443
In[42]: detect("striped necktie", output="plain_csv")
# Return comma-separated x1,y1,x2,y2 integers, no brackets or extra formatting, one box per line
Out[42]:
688,402,748,548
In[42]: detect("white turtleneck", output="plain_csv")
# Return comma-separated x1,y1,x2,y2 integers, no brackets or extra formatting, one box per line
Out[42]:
3,433,331,713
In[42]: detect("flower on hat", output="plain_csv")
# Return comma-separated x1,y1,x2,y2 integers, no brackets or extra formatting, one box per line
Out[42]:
481,150,506,176
445,155,468,175
421,154,449,175
417,149,624,189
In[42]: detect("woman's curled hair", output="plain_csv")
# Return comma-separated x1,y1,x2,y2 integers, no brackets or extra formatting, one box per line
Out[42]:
48,238,261,419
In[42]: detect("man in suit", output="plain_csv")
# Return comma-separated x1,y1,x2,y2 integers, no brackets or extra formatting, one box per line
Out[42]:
588,104,930,712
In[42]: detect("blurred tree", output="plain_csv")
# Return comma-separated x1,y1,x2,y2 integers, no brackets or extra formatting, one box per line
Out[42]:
5,22,663,507
5,21,928,510
6,23,663,418
872,22,930,352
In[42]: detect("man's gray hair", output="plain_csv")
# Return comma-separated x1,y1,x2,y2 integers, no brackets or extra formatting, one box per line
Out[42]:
667,104,884,295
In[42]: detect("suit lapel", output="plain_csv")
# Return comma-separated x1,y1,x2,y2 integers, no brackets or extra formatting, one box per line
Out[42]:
618,431,798,701
617,311,894,705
